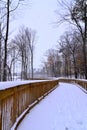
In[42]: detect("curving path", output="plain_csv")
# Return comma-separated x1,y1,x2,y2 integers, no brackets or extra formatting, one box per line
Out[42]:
17,83,87,130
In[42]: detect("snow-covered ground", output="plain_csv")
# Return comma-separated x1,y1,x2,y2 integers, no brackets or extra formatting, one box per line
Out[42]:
17,83,87,130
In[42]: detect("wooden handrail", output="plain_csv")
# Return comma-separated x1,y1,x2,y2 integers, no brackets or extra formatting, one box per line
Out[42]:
0,80,58,130
59,78,87,90
0,78,87,130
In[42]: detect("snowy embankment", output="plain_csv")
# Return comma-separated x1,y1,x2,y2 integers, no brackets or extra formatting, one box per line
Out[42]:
17,83,87,130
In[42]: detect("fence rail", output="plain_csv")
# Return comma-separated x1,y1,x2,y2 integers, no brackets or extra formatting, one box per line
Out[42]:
59,78,87,90
0,78,87,130
0,80,58,130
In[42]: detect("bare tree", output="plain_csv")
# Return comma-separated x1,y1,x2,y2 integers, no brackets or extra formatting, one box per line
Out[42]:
7,42,19,80
58,30,83,78
12,26,36,80
2,0,10,81
59,36,71,77
12,30,28,80
25,28,36,79
56,0,87,79
43,49,62,77
0,0,26,81
0,23,1,81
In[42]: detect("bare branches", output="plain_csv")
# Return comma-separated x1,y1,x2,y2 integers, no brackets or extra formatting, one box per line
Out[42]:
56,0,85,29
12,26,37,79
0,0,24,19
56,0,75,25
0,0,27,81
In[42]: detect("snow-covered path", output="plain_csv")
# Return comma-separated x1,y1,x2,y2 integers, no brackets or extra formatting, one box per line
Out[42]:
17,83,87,130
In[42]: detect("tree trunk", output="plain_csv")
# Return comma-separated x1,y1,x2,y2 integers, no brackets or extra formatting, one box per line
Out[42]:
83,5,87,79
3,0,10,81
0,23,1,81
73,54,78,79
31,51,33,79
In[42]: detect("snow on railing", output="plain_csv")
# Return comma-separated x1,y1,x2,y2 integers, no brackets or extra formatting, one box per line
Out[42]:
59,78,87,91
0,79,58,130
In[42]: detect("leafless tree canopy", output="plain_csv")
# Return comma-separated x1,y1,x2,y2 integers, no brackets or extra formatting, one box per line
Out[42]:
55,0,87,79
12,26,36,80
0,0,31,81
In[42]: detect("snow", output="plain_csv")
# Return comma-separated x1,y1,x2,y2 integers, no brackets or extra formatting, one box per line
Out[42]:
11,100,38,130
0,80,50,90
11,107,30,130
17,83,87,130
0,77,86,90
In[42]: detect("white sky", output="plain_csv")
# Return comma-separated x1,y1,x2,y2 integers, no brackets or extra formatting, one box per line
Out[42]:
10,0,68,69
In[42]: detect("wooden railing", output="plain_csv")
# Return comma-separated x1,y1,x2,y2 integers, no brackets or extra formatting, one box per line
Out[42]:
0,78,87,130
0,80,58,130
59,78,87,91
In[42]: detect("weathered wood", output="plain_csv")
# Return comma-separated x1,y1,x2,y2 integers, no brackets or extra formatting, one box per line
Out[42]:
0,80,58,130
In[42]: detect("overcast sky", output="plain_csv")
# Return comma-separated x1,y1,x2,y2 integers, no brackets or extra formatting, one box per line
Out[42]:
11,0,68,69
